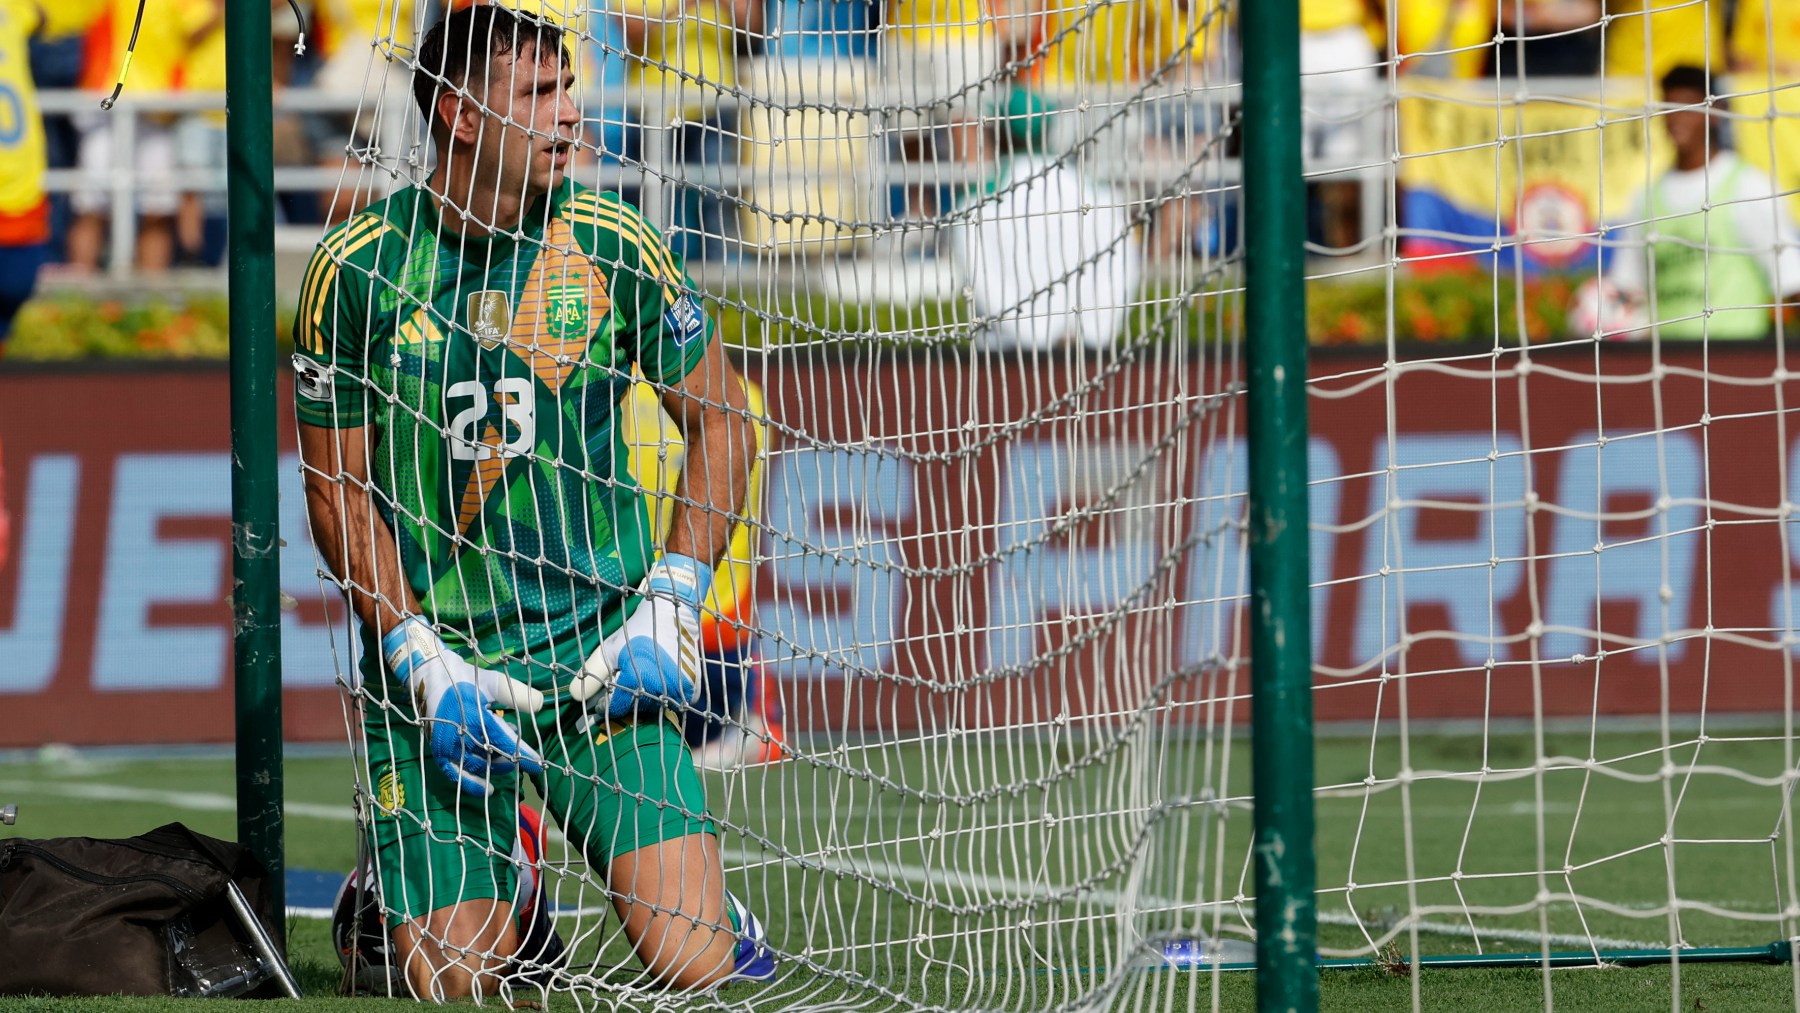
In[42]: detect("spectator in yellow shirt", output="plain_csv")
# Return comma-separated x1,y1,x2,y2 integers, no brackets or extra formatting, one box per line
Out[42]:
0,0,90,333
1302,0,1379,153
1021,0,1211,89
0,0,101,575
1303,0,1381,252
168,0,309,262
885,0,994,123
313,0,417,176
1394,0,1493,78
615,0,759,262
173,0,225,265
1492,0,1600,76
617,0,753,116
66,0,207,272
1013,1,1222,261
1730,0,1800,83
884,0,996,218
1727,0,1800,227
0,0,29,575
1603,0,1725,87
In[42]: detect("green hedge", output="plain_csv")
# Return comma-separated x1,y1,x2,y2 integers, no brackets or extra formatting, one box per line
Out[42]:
0,273,1584,362
1308,272,1576,346
4,295,277,361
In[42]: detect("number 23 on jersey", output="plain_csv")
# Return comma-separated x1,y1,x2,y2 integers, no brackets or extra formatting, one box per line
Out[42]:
447,378,537,462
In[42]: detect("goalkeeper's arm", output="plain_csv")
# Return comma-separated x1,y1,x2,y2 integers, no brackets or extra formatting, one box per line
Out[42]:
660,340,758,569
570,341,757,713
299,423,421,633
300,422,543,795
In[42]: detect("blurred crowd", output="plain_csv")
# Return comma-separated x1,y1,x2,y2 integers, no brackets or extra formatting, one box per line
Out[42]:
8,0,1800,275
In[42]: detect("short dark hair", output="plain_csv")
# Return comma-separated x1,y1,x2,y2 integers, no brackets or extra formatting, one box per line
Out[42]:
1660,64,1711,98
412,4,572,134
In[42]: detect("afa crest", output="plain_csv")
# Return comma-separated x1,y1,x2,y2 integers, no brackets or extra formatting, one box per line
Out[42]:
508,221,615,389
546,283,590,342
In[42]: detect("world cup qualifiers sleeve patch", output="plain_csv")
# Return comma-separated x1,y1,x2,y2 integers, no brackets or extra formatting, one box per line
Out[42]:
664,295,707,347
294,354,332,401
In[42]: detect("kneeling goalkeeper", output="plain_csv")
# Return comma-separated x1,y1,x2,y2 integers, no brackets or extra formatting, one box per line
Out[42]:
294,4,769,999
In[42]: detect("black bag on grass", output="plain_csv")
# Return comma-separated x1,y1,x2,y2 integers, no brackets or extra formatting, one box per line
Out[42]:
0,822,294,998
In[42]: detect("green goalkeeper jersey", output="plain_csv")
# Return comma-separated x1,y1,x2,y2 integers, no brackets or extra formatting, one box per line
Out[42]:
292,181,714,699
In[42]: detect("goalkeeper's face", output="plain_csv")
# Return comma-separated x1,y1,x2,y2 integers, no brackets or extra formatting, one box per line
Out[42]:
472,42,580,200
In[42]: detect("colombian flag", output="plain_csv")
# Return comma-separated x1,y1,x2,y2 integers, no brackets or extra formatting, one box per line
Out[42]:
1398,79,1669,275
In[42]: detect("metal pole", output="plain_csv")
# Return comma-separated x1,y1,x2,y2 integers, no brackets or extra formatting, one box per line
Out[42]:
1241,1,1317,1011
226,0,286,933
225,880,303,998
107,108,135,280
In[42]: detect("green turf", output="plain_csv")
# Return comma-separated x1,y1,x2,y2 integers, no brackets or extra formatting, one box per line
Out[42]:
0,730,1795,1011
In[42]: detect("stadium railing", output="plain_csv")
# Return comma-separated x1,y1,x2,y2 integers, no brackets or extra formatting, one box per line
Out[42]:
36,77,1400,284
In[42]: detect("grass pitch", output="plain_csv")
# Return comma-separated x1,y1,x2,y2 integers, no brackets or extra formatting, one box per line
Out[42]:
0,729,1795,1011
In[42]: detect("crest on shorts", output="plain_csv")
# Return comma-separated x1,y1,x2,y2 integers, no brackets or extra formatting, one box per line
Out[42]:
468,290,512,349
375,770,405,814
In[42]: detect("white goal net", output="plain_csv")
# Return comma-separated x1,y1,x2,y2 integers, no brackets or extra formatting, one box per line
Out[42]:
296,0,1800,1009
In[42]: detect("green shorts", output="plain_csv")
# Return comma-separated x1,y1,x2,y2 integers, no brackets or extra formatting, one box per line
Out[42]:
364,703,715,927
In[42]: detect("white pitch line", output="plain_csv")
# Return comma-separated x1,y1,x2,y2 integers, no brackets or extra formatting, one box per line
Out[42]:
0,779,351,822
716,845,1176,913
1315,911,1662,952
1,777,1670,949
716,849,1665,951
1383,796,1783,819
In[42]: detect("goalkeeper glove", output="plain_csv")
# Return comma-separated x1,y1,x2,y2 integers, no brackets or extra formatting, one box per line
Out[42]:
382,616,546,797
571,554,710,719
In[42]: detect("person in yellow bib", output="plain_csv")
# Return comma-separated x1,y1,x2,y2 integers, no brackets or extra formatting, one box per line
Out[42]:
1608,66,1800,340
622,378,782,770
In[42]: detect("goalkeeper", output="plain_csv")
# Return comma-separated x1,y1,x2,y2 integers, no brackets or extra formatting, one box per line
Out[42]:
294,3,768,999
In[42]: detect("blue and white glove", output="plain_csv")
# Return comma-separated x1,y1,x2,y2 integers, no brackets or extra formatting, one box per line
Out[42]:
382,616,546,797
571,554,710,719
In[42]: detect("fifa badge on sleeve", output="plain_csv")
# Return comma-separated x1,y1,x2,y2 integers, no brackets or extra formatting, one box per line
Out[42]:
664,295,706,347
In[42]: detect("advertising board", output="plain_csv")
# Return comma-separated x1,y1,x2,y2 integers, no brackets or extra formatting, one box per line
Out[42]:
2,346,1793,745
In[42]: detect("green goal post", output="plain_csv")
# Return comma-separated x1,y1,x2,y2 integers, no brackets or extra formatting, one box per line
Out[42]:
226,0,287,935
